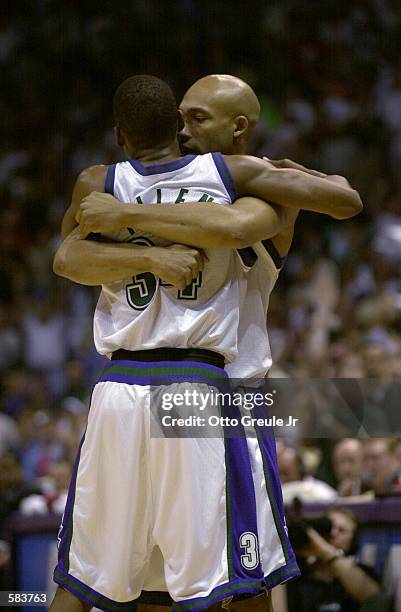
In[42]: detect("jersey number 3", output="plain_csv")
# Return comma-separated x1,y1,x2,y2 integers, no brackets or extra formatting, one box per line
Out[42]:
239,532,259,570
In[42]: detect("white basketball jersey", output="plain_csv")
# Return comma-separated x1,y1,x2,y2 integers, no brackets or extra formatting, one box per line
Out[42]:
93,153,249,362
226,241,285,379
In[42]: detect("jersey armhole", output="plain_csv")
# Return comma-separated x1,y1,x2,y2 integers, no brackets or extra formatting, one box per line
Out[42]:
236,246,258,271
211,152,237,202
261,238,287,270
104,164,116,195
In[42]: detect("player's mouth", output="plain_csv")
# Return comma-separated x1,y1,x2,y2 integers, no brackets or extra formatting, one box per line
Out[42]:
179,135,200,155
180,144,198,155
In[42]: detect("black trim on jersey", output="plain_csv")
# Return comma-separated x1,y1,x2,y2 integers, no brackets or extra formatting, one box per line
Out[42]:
237,246,258,269
261,238,287,270
104,164,116,195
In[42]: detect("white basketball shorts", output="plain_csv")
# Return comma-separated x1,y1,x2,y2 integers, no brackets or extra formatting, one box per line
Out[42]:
54,358,300,610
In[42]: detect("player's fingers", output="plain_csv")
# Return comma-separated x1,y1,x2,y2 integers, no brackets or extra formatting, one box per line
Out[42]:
79,226,89,239
271,159,286,168
177,276,187,290
191,249,204,265
182,266,193,286
198,252,207,270
190,256,202,277
263,156,280,166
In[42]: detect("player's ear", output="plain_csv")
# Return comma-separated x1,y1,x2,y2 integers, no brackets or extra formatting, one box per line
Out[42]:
233,115,249,138
114,126,126,147
177,109,185,133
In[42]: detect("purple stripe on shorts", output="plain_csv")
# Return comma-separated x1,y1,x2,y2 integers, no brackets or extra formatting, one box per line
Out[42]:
56,431,86,572
54,566,139,610
264,560,301,590
224,405,263,581
253,403,296,564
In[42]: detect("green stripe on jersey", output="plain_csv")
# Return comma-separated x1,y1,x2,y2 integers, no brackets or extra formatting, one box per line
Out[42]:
103,364,226,379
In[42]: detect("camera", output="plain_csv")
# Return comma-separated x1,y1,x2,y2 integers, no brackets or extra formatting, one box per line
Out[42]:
287,515,333,553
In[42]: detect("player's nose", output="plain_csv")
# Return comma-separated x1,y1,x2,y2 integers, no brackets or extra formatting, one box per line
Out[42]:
178,127,191,143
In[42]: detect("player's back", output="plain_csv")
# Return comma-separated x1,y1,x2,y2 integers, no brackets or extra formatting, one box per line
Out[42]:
94,153,248,363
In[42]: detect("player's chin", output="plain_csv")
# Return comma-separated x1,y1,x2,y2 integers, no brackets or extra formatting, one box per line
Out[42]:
180,142,201,155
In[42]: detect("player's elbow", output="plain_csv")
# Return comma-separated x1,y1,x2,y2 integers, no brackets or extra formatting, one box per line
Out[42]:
53,246,76,280
331,190,363,220
53,250,66,278
229,227,252,249
225,212,257,248
231,208,287,248
208,214,250,248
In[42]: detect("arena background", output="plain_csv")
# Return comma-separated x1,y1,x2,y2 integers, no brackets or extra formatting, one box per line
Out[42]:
1,1,401,610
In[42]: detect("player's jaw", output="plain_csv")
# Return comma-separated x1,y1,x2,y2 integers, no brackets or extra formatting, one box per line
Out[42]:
178,134,203,155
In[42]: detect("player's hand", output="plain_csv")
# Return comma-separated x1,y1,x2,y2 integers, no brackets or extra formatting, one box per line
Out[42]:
76,192,127,237
152,244,206,290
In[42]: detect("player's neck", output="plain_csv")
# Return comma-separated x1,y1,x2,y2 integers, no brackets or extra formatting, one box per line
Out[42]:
127,142,182,164
232,140,247,155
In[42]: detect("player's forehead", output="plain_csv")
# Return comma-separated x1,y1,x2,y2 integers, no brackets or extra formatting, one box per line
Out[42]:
180,86,223,116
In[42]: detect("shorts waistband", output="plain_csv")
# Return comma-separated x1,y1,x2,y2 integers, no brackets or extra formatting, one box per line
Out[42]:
98,359,228,387
111,348,225,369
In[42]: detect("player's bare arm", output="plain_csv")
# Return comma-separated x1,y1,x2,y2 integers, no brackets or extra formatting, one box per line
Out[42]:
76,192,290,249
76,156,362,248
228,155,363,219
264,156,354,187
53,228,204,289
245,156,356,256
55,165,204,289
61,165,108,239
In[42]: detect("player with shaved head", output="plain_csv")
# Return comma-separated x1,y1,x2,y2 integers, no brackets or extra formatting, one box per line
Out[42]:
180,75,261,155
51,75,361,612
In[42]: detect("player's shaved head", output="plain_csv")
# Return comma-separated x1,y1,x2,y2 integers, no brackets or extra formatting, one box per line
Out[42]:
179,74,260,155
187,74,260,126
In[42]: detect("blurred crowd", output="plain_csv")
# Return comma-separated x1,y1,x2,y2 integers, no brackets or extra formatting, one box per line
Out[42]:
1,0,401,606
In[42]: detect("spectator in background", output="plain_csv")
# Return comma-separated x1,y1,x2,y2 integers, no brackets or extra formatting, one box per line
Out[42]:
0,412,20,457
277,443,338,505
389,438,401,491
45,460,73,515
363,438,401,496
390,437,401,465
286,507,380,612
21,298,69,398
0,454,41,536
0,539,11,591
18,410,67,483
333,438,366,497
0,305,20,369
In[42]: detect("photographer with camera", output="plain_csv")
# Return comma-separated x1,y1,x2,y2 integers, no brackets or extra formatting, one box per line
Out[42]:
286,507,380,612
